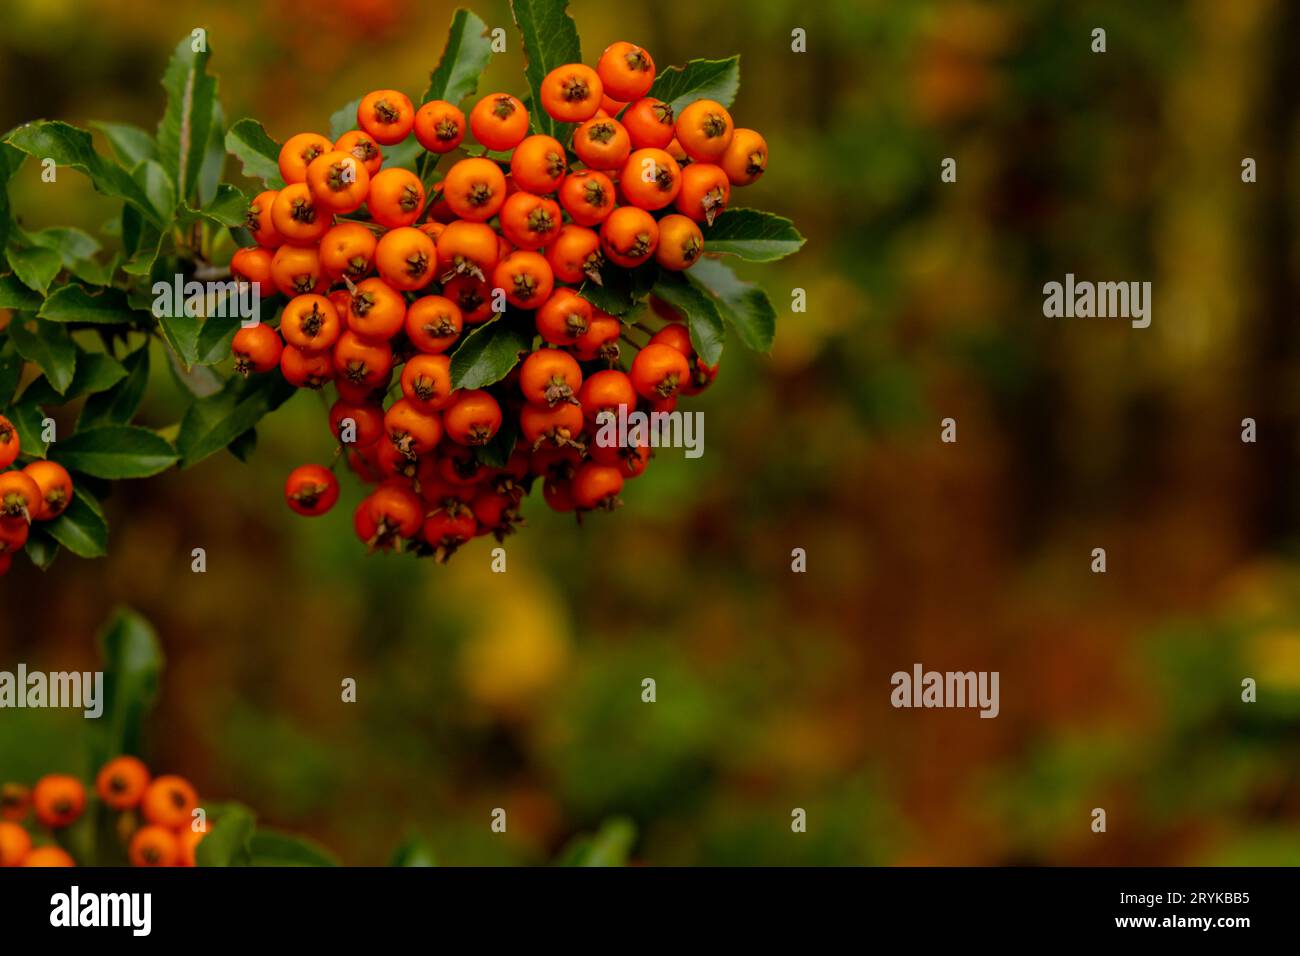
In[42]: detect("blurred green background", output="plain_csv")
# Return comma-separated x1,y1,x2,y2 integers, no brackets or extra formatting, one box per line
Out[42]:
5,0,1300,865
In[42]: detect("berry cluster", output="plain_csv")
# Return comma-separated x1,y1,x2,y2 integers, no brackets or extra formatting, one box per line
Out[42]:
0,420,73,578
229,40,767,560
0,759,207,867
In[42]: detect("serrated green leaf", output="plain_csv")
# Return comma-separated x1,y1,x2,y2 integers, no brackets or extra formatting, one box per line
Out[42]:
249,830,340,867
45,488,108,558
329,99,361,141
196,804,256,867
157,35,219,202
8,401,48,457
24,527,59,569
449,313,532,389
38,285,140,325
26,226,109,285
6,243,62,294
0,346,23,404
166,345,223,397
5,121,162,224
224,118,284,187
0,273,42,310
90,121,158,169
648,56,740,113
652,271,725,365
701,208,805,262
687,257,776,352
424,9,493,105
0,142,25,252
50,424,178,478
157,282,252,368
8,317,76,394
133,158,176,221
80,344,149,428
177,372,296,468
511,0,582,141
198,100,226,205
21,349,127,405
579,261,660,316
90,607,163,770
182,182,246,227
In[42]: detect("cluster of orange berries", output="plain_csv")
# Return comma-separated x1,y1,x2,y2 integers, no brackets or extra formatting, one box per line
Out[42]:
229,41,767,559
0,759,209,867
0,420,74,577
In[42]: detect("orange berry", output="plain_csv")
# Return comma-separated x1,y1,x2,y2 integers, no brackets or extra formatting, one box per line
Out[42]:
357,89,415,145
129,825,179,867
597,41,656,101
140,775,199,830
32,774,86,828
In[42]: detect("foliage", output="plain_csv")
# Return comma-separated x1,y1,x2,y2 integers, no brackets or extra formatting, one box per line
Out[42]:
0,1,801,572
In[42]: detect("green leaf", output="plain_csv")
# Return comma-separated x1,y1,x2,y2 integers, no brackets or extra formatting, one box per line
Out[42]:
0,347,23,404
6,243,62,295
0,273,42,310
26,227,109,286
475,413,518,468
5,121,162,224
227,426,256,462
652,271,725,365
50,424,178,478
90,121,158,169
177,372,296,469
511,0,582,141
46,488,108,558
579,261,660,316
389,837,438,867
159,282,260,368
687,257,776,353
166,345,223,397
556,818,636,866
450,314,532,389
423,9,493,105
648,56,741,113
80,344,150,428
119,204,166,277
701,208,805,262
21,349,127,405
329,99,361,141
157,35,219,202
24,526,60,570
8,401,48,457
38,285,140,326
90,607,163,769
224,118,284,187
133,158,177,221
9,317,76,394
249,830,341,867
196,804,256,867
380,136,423,172
181,183,247,227
0,142,25,252
197,100,227,205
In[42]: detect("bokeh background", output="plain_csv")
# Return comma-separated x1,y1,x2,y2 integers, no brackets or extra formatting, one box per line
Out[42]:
4,0,1300,865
